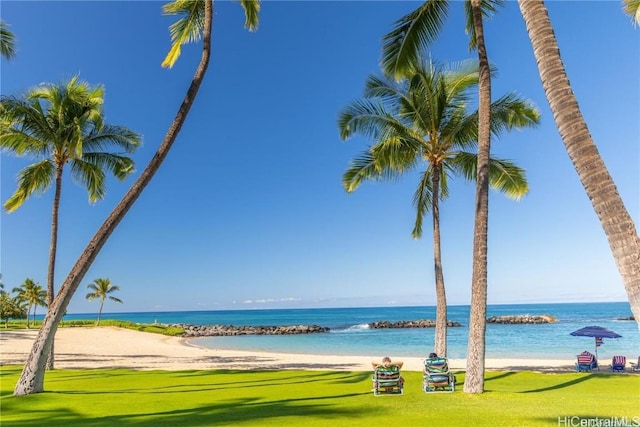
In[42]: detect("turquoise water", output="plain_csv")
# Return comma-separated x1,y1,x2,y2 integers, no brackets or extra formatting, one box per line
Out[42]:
64,302,639,360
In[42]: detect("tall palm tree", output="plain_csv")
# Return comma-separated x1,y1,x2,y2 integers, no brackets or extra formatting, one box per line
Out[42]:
517,0,640,328
1,77,141,370
623,0,640,25
380,0,503,393
464,0,497,394
0,21,16,60
86,278,123,326
2,77,141,308
339,59,539,357
12,279,46,328
14,0,261,396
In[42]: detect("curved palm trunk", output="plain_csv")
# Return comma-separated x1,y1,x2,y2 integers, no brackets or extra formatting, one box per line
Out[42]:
45,166,63,370
26,304,32,328
465,0,491,394
96,300,104,326
13,0,214,396
518,0,640,328
431,164,448,356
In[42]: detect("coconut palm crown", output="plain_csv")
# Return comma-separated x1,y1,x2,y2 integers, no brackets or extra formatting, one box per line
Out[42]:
338,59,539,356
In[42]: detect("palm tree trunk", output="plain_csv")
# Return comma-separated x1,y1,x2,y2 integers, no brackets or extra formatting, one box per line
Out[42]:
518,0,640,328
13,0,214,396
97,301,104,326
26,304,31,328
465,0,491,394
45,166,63,370
431,164,447,357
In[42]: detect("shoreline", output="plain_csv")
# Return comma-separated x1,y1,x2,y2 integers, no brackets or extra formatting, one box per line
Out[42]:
0,326,585,373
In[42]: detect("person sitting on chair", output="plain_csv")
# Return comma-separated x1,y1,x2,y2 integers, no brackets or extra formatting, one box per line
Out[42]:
372,356,404,369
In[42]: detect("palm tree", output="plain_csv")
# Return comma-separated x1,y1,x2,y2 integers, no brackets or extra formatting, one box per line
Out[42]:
86,278,123,326
12,279,46,328
0,21,16,60
13,0,261,396
1,77,141,370
339,59,539,357
517,0,640,329
380,0,504,393
623,0,640,25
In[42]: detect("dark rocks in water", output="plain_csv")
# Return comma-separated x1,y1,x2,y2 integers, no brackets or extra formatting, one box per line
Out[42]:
368,319,462,329
616,316,635,321
174,324,330,337
486,315,558,324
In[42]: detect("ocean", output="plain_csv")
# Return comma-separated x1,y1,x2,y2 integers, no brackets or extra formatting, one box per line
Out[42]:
63,302,639,361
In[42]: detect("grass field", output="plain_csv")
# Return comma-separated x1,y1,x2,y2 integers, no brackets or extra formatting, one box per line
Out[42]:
1,366,638,426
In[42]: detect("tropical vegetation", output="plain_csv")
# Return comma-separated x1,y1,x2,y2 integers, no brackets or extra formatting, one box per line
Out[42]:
0,292,27,328
380,0,505,393
1,77,141,369
624,0,640,25
85,278,123,326
339,59,538,357
12,0,261,396
0,21,16,60
11,278,46,328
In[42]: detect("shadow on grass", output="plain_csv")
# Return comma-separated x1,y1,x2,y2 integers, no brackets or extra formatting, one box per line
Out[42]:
2,391,374,427
521,374,594,393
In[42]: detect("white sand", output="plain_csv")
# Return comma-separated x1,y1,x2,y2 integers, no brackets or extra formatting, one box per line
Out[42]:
0,327,575,372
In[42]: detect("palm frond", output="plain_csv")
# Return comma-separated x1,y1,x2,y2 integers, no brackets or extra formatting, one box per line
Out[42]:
161,0,205,68
623,0,640,26
239,0,261,31
69,159,107,203
342,150,386,192
83,124,142,154
4,160,54,212
338,98,409,141
381,0,449,80
0,21,16,60
448,152,528,199
411,167,433,238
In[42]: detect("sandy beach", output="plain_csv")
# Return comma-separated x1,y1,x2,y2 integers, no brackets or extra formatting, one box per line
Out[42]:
0,327,579,372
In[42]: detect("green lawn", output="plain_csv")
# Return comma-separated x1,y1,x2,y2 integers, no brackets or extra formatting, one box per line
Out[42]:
1,367,638,426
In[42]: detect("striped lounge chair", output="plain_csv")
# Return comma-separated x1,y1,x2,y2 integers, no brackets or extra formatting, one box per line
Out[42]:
630,356,640,372
611,355,626,372
372,365,404,395
423,357,455,392
575,351,597,372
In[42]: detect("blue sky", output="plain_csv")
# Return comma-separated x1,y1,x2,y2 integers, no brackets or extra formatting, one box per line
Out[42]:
1,1,638,314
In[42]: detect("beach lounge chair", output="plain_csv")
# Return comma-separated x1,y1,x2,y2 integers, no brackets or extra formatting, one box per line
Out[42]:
629,356,639,372
575,351,598,372
372,365,404,395
610,355,626,372
423,357,455,392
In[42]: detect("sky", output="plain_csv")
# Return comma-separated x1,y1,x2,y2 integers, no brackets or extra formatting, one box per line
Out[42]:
0,1,638,314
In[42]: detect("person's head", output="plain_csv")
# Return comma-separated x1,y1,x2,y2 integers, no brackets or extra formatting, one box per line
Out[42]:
428,352,437,359
382,356,391,366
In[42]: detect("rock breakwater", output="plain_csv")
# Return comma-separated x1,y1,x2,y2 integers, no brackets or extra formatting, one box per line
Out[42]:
175,324,330,337
486,315,558,324
368,320,462,328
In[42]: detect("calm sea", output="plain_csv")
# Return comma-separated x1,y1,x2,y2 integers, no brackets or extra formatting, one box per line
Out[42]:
64,302,639,360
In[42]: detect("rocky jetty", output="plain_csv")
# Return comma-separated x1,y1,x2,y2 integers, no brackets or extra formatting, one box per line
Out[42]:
486,315,558,324
174,324,330,337
368,319,461,329
616,316,635,321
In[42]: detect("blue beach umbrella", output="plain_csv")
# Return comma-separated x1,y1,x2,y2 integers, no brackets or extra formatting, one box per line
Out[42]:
570,326,622,360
